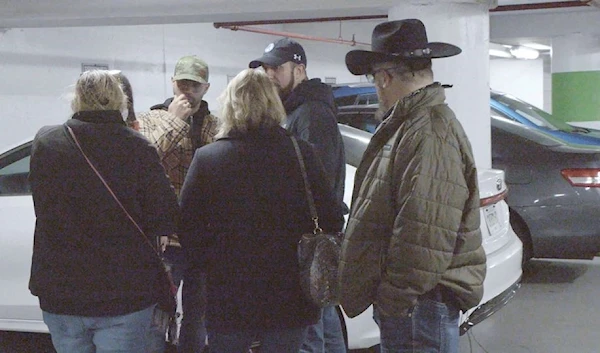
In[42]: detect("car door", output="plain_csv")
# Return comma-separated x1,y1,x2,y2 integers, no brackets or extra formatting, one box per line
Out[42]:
0,141,46,332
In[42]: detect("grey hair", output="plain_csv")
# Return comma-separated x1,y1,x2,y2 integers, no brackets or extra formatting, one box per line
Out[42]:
384,59,433,82
71,70,127,113
216,69,286,138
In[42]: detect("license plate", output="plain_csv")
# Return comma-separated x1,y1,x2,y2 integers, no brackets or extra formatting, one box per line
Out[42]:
484,205,502,236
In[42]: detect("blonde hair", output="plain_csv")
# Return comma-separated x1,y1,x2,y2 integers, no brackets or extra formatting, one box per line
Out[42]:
71,70,127,113
216,69,286,138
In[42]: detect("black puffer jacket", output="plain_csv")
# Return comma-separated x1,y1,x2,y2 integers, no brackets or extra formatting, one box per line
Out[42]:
29,111,180,316
284,78,347,217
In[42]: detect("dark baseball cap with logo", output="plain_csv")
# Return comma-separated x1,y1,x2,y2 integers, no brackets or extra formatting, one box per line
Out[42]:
249,38,307,69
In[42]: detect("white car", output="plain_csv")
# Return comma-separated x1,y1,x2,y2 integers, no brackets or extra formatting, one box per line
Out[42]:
0,127,523,351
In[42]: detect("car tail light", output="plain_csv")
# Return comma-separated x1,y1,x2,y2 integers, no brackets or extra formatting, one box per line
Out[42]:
480,189,508,207
561,169,600,187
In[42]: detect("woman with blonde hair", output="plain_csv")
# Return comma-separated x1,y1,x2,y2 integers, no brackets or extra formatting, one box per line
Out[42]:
179,69,344,353
29,70,180,353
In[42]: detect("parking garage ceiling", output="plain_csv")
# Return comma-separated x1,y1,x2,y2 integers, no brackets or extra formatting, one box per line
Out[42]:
0,0,598,28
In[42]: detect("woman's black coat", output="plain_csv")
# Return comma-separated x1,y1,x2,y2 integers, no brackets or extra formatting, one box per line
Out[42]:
179,126,344,332
29,111,180,316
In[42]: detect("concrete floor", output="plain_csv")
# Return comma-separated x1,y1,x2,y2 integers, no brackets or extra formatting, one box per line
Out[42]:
458,257,600,353
3,258,600,353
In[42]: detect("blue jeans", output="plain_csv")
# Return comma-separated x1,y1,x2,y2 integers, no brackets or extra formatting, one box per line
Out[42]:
43,304,165,353
178,268,207,353
300,306,347,353
209,327,306,353
373,299,459,353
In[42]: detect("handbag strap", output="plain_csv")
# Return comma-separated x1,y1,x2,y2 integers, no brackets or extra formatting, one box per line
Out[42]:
290,136,322,234
65,124,160,257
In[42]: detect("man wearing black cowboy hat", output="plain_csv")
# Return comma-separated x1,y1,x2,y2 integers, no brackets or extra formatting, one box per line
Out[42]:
338,19,486,353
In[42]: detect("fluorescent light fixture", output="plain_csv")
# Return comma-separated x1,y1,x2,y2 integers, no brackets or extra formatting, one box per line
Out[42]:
489,42,512,58
509,46,539,60
489,49,512,58
522,42,551,51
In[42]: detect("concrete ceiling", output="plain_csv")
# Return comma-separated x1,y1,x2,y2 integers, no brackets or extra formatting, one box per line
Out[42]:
0,0,596,28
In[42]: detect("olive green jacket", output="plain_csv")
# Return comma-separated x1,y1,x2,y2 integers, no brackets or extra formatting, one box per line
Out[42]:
339,83,486,318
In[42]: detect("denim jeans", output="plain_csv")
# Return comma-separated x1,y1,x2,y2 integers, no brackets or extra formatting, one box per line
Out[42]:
299,306,347,353
209,326,306,353
373,299,459,353
178,268,207,353
42,304,165,353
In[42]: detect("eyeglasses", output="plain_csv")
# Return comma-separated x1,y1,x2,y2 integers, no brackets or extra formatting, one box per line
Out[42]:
365,66,405,83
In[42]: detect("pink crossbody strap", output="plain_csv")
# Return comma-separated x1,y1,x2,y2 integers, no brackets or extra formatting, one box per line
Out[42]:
65,124,158,254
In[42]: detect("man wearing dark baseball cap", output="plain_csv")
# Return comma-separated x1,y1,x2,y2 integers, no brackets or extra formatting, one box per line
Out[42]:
339,19,486,353
250,38,348,353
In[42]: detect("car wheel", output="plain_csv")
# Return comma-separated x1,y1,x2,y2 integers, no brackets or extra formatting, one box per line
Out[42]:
509,209,533,264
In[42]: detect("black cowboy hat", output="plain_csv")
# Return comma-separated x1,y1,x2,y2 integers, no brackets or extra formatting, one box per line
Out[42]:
346,19,462,76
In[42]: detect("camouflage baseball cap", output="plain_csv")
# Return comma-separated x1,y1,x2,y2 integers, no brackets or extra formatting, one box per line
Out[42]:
173,56,209,83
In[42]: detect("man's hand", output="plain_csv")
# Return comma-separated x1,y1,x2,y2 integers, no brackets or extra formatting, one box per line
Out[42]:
168,94,193,120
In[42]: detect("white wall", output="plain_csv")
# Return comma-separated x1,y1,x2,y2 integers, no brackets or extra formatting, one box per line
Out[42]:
490,57,544,108
0,21,386,151
283,20,377,84
2,17,542,167
0,23,280,150
543,56,552,112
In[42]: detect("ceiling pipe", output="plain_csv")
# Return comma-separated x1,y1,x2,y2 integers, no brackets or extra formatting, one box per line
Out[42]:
581,0,600,7
213,1,593,28
214,15,386,28
214,1,595,46
490,0,590,12
218,25,370,47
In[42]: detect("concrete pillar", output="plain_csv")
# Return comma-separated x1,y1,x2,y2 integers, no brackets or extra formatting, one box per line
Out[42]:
552,33,600,124
388,0,494,169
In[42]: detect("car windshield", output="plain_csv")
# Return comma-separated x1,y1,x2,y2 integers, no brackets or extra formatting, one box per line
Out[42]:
491,109,563,147
492,93,574,132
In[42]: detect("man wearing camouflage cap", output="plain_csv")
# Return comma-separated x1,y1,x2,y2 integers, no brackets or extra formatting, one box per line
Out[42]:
138,55,217,353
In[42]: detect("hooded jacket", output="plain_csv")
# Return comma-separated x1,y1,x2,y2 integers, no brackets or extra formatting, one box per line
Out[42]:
338,83,487,318
283,78,347,216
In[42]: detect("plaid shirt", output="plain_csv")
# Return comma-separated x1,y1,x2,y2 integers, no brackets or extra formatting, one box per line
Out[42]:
137,106,218,246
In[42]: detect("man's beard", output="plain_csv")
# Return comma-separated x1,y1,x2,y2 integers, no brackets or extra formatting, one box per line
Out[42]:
278,76,296,102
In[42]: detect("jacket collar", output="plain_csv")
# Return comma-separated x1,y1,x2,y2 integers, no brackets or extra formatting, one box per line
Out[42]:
393,82,444,117
366,82,447,157
219,125,288,140
282,78,334,114
72,110,126,125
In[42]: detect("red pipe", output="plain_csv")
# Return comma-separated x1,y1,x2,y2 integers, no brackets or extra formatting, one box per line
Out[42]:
220,25,370,47
214,1,592,46
214,15,386,28
213,1,592,28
